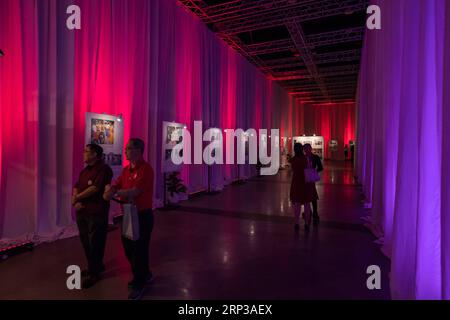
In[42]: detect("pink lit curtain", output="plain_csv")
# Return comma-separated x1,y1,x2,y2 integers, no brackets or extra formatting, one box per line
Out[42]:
300,102,356,160
356,0,450,299
0,0,297,245
0,0,78,245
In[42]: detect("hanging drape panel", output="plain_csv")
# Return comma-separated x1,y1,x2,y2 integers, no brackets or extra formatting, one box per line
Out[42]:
356,0,450,299
301,103,356,160
0,0,78,245
0,0,300,245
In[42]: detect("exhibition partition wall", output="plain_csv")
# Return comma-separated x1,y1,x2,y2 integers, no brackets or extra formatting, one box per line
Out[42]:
356,0,450,299
0,0,301,244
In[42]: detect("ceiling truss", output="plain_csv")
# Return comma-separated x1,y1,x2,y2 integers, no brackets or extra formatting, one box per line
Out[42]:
178,0,367,103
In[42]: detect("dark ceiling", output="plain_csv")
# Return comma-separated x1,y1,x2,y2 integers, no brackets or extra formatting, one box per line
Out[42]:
178,0,368,104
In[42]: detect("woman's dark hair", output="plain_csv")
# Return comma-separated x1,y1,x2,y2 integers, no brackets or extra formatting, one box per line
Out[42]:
129,138,145,155
86,144,104,159
294,143,303,157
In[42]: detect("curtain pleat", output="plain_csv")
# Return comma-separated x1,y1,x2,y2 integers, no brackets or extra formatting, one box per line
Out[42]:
0,0,302,245
356,0,450,299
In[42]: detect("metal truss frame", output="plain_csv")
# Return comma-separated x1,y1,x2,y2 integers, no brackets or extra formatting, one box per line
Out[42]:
247,38,295,55
215,0,367,35
203,0,312,24
178,0,366,103
286,20,329,99
307,27,365,48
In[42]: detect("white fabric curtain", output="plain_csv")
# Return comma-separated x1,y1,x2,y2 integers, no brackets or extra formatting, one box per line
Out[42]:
356,0,450,299
0,0,299,246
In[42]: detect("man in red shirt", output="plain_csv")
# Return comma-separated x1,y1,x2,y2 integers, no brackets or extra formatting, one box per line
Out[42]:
73,144,113,289
104,138,154,300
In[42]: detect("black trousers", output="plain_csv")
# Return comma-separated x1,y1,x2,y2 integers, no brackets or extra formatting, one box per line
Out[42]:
312,200,319,219
76,211,109,276
121,209,154,289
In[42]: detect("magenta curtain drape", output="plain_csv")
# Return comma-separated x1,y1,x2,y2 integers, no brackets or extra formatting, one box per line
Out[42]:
300,102,356,160
356,0,450,299
0,0,301,245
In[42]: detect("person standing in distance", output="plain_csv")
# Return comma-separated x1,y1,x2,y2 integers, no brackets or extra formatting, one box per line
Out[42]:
303,143,323,226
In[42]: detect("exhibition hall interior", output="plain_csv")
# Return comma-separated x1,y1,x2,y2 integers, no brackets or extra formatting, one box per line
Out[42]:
0,0,449,301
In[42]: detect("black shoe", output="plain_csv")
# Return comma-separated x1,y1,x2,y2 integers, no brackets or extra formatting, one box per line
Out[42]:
128,274,154,289
128,287,146,300
82,265,105,277
82,275,100,289
294,224,300,232
313,217,320,226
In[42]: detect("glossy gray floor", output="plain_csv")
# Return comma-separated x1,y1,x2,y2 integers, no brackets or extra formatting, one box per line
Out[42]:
0,161,390,299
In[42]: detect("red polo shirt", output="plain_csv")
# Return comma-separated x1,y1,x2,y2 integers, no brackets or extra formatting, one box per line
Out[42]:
113,159,154,211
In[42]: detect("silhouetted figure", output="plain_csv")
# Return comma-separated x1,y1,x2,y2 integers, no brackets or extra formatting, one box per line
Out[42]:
289,143,318,232
303,143,323,226
350,143,355,161
104,138,155,300
73,144,113,289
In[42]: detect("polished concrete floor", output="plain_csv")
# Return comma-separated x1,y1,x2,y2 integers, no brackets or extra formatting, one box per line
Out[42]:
0,161,390,300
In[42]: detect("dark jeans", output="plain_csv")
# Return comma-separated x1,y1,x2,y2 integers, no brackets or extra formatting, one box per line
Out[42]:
76,211,109,276
121,209,154,289
312,200,319,220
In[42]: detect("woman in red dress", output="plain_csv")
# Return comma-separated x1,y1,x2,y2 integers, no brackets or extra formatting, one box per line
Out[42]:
290,143,319,232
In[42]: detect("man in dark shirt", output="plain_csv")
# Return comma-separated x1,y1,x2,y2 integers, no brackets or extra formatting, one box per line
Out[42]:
73,144,113,289
303,144,324,226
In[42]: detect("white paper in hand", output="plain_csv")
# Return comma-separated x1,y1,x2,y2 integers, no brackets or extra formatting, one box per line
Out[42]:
122,204,140,241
